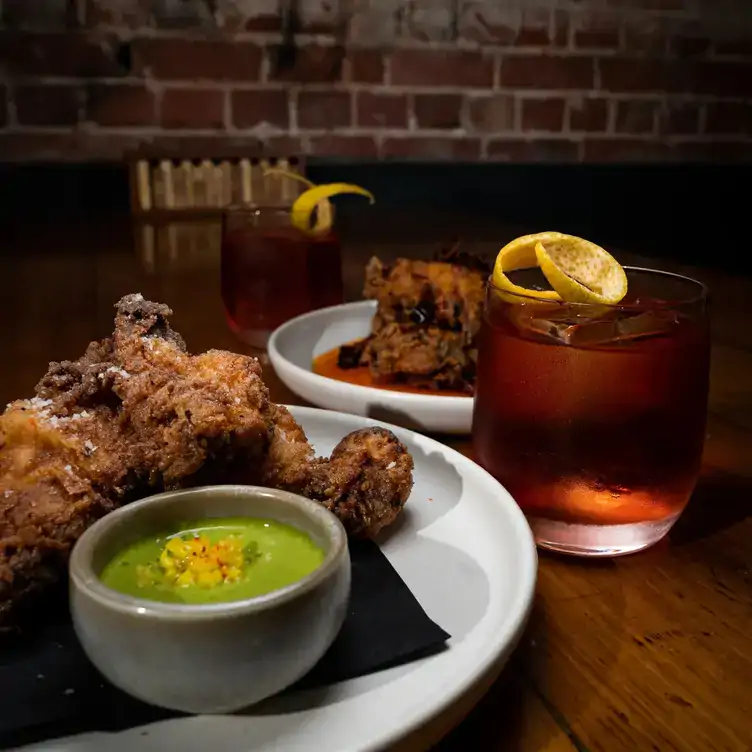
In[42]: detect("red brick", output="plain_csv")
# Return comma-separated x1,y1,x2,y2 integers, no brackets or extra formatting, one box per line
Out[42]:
309,135,379,158
87,83,156,127
514,29,549,47
568,97,609,132
147,135,265,159
381,137,481,160
161,89,226,130
657,101,701,135
356,93,407,129
582,138,675,162
705,103,752,135
467,95,516,133
0,132,76,161
268,44,344,84
621,27,668,56
297,91,351,130
615,100,657,134
0,31,126,77
135,38,262,81
670,35,712,58
0,131,308,163
500,55,594,90
0,132,143,162
213,2,282,33
346,49,385,84
516,9,555,46
692,61,752,98
571,11,621,50
521,98,566,131
599,58,752,97
232,90,289,129
552,10,569,47
459,6,566,47
413,94,462,130
391,49,494,89
574,29,620,49
15,84,80,126
487,138,579,162
264,136,305,156
599,59,670,93
674,140,752,163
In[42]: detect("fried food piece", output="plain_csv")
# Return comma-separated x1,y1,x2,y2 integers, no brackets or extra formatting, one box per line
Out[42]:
357,323,472,391
351,255,487,392
0,405,118,626
364,257,486,336
267,424,413,537
0,294,413,624
309,427,414,537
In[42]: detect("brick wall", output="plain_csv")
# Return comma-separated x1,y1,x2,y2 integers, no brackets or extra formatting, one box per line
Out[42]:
0,0,751,163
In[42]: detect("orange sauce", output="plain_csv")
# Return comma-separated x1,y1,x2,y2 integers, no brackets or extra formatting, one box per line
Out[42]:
312,346,470,397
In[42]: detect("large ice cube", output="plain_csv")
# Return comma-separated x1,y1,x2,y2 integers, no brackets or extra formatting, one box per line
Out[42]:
511,306,678,347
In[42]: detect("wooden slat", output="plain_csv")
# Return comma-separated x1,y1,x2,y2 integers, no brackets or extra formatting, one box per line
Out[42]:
128,156,307,219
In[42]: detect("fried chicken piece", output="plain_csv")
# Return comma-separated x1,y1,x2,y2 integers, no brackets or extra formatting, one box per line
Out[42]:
0,406,118,626
266,422,413,537
305,428,414,537
0,294,413,624
358,323,473,391
364,256,486,337
351,255,487,392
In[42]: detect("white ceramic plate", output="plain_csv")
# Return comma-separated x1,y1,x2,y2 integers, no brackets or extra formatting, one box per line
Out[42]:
21,407,536,752
268,301,474,434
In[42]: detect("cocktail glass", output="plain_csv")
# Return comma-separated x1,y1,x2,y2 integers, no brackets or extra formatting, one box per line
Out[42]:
221,206,344,350
473,266,710,556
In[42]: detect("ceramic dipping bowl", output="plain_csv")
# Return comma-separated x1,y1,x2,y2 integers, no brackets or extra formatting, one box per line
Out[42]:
69,485,350,714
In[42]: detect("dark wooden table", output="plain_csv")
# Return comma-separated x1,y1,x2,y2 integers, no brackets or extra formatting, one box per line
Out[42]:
1,214,750,752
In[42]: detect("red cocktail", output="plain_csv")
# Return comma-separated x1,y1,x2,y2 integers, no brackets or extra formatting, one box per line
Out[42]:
473,267,710,556
221,207,343,349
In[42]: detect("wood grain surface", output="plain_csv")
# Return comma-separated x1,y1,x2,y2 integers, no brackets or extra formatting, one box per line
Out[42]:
1,214,749,752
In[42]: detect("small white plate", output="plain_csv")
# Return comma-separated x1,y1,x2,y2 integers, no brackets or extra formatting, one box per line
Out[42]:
268,301,474,434
26,406,536,752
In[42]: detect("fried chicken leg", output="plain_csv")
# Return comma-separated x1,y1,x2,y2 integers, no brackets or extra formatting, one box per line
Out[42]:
0,295,413,624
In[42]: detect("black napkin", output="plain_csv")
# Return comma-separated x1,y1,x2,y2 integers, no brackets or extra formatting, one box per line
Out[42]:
0,539,449,749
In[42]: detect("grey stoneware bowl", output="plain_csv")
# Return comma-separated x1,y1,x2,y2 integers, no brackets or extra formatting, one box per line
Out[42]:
69,485,351,715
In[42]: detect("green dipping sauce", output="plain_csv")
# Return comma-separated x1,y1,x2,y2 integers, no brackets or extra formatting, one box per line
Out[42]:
100,517,325,605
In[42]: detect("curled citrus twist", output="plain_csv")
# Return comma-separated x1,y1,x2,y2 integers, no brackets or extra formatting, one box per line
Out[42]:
263,167,374,236
492,231,628,304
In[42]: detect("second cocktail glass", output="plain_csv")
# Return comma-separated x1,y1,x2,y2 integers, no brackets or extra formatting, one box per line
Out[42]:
220,206,344,350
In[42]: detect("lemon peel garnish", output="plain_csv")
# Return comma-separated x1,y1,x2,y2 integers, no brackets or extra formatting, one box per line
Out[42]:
262,168,374,236
492,231,627,305
263,167,333,233
493,232,562,302
535,237,628,304
291,183,374,235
